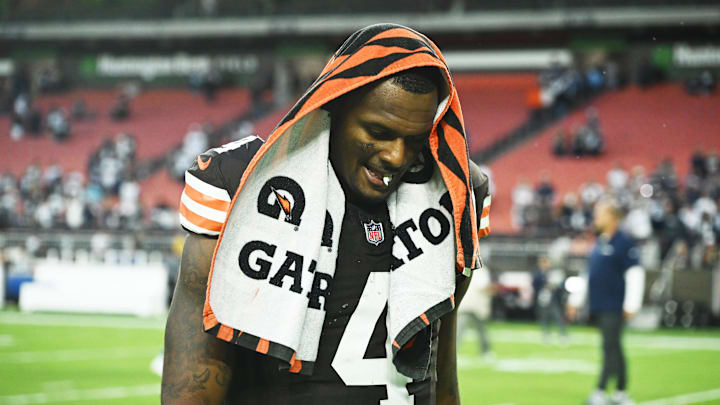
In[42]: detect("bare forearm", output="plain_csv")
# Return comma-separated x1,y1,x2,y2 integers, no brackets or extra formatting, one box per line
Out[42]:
162,235,234,404
436,310,460,405
436,274,472,405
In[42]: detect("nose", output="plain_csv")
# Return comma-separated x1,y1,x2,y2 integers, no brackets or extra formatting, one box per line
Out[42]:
378,138,407,170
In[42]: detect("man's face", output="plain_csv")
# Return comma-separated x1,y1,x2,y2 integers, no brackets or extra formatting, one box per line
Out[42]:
329,78,438,205
593,202,615,233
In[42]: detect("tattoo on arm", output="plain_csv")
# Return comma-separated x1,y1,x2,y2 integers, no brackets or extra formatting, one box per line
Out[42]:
161,235,235,404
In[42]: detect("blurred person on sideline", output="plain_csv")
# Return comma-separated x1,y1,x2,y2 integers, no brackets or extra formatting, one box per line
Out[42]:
567,199,645,405
457,265,494,360
532,256,567,344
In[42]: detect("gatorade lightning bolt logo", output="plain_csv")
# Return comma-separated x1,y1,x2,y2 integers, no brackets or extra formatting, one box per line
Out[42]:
257,176,305,226
271,187,293,222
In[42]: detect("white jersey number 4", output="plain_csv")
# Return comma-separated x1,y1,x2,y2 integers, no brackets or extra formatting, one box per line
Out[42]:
331,272,414,404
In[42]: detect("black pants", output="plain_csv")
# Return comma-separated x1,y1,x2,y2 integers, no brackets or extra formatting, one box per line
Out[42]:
596,312,627,391
538,302,567,337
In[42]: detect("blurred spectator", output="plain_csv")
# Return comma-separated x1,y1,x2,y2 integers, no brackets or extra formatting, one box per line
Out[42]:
457,265,494,359
512,178,535,230
46,106,71,141
685,70,716,96
651,159,679,194
10,121,24,141
150,203,180,231
536,171,555,206
170,123,210,180
552,129,569,156
532,256,567,344
698,212,718,269
115,132,138,163
707,151,719,177
580,182,605,212
117,174,141,229
232,120,255,142
535,172,556,231
110,94,131,121
691,150,707,178
607,163,628,192
558,192,587,232
71,99,95,121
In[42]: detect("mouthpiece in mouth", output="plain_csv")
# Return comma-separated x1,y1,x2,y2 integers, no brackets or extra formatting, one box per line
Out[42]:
383,175,392,186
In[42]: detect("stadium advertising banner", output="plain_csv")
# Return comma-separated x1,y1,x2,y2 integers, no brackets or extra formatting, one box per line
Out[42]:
94,53,259,80
72,53,260,86
673,44,720,68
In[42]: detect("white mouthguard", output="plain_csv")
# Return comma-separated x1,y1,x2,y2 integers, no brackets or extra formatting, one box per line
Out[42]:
383,175,392,186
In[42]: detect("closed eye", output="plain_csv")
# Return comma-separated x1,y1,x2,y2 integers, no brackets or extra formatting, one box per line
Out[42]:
365,125,392,140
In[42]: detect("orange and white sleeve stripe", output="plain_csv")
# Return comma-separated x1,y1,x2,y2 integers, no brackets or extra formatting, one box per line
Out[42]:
477,194,491,238
178,171,231,236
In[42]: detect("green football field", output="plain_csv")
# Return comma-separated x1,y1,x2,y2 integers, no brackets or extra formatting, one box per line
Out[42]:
1,310,719,405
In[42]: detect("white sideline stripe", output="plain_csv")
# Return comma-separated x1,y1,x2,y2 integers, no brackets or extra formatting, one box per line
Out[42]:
0,347,161,363
458,356,596,374
179,212,220,236
184,171,231,202
0,384,159,405
639,388,720,405
489,330,720,351
181,191,228,223
0,312,165,329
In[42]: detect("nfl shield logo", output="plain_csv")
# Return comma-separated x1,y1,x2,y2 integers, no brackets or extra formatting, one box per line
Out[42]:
363,220,384,246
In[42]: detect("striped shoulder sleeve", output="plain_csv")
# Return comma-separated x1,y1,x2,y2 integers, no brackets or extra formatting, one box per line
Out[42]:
472,168,491,239
178,136,264,237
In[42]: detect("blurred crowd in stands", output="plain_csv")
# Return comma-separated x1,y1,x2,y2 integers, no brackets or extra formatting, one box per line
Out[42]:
513,151,720,269
2,65,135,143
552,108,605,157
531,61,618,116
0,133,179,232
168,123,211,181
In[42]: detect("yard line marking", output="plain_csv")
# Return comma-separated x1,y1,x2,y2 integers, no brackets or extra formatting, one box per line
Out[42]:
0,347,161,363
0,312,165,330
0,384,159,405
458,356,596,374
639,387,720,405
487,330,720,351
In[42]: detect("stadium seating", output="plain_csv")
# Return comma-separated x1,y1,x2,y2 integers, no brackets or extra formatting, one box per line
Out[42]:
487,83,720,234
1,88,249,176
455,73,536,155
138,169,183,210
251,104,292,140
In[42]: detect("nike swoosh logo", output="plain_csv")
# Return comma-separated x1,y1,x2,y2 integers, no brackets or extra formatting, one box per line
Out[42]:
197,156,212,171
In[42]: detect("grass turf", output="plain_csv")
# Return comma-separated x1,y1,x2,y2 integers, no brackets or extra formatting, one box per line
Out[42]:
1,311,719,404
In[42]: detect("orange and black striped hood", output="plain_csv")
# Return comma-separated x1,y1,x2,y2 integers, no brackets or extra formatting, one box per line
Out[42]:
248,23,479,271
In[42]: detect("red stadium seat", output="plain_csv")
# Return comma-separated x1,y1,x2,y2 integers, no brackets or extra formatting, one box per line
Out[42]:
488,83,720,234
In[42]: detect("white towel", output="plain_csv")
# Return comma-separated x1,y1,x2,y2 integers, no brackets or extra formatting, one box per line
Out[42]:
204,109,457,379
